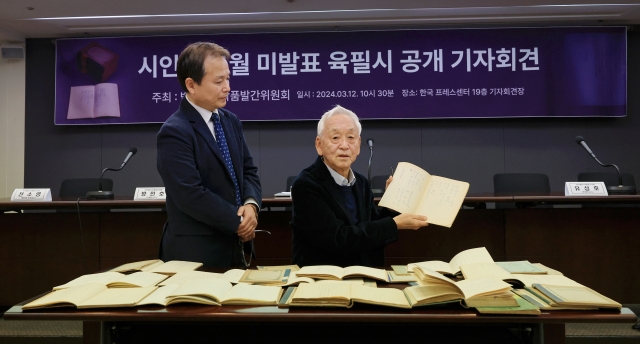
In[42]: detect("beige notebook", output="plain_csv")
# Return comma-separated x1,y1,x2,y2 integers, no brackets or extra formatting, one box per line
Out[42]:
110,259,164,273
387,271,417,283
408,247,494,276
462,291,518,308
296,265,388,282
77,287,157,309
403,284,464,307
159,270,245,286
495,261,547,274
106,272,168,288
23,283,156,310
459,262,525,288
290,283,410,309
257,265,301,272
379,162,469,228
413,265,512,298
54,271,167,290
53,272,123,290
147,260,203,275
533,284,621,309
511,274,584,288
239,269,290,284
137,284,181,307
165,278,282,306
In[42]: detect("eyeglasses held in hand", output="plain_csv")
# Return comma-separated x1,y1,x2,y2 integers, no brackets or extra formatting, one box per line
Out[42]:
239,230,271,268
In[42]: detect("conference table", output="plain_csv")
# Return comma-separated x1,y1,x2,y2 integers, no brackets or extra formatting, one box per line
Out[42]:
4,283,637,344
1,193,640,307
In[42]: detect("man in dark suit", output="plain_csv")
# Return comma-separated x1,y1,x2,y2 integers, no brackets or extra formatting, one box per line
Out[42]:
157,42,261,267
291,106,428,267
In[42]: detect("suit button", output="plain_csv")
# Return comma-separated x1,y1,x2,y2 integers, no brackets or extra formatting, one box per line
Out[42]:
230,191,235,197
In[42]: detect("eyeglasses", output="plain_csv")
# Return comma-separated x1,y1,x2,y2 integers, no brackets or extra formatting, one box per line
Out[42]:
239,230,271,268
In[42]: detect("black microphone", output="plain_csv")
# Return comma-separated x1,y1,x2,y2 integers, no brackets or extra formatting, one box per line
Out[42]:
367,139,374,182
121,147,137,167
575,136,595,157
86,147,138,199
574,136,635,195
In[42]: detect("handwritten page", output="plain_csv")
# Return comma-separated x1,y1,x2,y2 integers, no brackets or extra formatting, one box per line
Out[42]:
459,262,513,281
294,282,351,301
379,162,430,214
379,162,469,228
221,284,282,305
454,278,512,300
297,265,345,280
350,284,411,309
94,83,120,118
67,83,120,119
77,286,157,308
448,247,495,272
67,86,96,119
415,176,469,228
166,278,232,305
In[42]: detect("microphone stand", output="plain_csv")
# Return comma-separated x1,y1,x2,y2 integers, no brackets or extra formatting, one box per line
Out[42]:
367,145,373,183
588,157,636,195
86,166,122,199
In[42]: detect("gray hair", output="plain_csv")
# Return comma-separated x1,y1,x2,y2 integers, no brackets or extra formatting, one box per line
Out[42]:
316,105,362,137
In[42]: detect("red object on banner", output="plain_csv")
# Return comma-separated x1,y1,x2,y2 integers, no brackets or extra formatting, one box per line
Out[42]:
76,42,119,82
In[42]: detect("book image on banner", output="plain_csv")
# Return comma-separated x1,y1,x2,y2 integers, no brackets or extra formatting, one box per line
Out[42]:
379,162,469,228
66,83,120,120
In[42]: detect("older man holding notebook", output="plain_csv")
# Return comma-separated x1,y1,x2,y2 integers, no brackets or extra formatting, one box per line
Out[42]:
290,106,428,267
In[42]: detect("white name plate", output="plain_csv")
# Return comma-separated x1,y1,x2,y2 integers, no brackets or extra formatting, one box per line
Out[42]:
565,182,608,196
134,187,166,201
11,188,52,202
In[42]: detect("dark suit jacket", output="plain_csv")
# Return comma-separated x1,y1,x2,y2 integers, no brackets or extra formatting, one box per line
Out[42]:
291,156,398,267
157,98,261,267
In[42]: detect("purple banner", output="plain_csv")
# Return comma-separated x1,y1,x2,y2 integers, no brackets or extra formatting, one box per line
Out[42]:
55,27,626,125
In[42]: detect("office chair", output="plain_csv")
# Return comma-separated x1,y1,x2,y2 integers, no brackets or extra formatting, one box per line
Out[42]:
578,172,637,208
370,175,388,197
493,173,550,209
286,176,297,192
59,178,113,198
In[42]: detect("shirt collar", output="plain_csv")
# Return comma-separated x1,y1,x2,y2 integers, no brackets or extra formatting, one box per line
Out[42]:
185,95,219,123
323,160,356,186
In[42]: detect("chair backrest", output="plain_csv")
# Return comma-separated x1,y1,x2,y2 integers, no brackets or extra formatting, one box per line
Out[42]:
286,176,297,192
493,173,550,209
493,173,550,195
59,178,113,198
370,175,388,197
578,172,636,187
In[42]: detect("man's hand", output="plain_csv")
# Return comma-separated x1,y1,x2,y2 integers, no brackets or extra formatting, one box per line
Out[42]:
236,205,257,242
385,175,393,190
393,213,428,230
